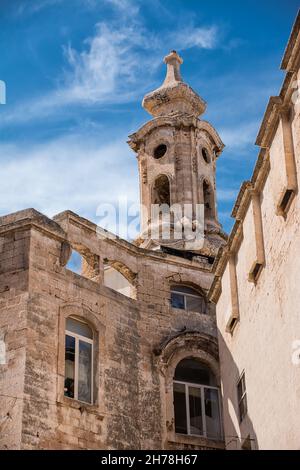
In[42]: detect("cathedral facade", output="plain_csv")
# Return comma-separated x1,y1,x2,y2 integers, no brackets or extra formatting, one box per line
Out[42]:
0,11,299,451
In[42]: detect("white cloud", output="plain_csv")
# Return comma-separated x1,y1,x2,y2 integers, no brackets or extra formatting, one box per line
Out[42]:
103,0,140,15
16,0,64,16
0,133,139,223
1,5,221,127
171,26,218,50
217,189,239,202
62,21,220,105
219,121,259,149
62,22,152,104
0,22,156,126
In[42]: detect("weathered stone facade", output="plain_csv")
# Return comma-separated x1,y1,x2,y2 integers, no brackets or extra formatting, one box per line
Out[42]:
0,208,223,450
210,12,300,450
0,51,225,450
129,51,226,254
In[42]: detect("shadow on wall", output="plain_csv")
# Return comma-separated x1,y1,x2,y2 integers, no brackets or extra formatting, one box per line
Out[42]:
217,330,258,450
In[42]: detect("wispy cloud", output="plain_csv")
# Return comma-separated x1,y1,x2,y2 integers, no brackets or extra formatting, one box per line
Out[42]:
217,188,239,202
103,0,140,15
219,121,260,150
62,22,153,104
1,2,222,127
0,23,154,125
171,26,218,50
15,0,65,16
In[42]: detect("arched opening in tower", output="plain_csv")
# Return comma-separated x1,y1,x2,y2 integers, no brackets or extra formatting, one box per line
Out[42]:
152,175,170,206
203,180,214,220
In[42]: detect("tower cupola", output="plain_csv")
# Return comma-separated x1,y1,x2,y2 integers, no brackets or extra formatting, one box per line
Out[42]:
128,52,226,256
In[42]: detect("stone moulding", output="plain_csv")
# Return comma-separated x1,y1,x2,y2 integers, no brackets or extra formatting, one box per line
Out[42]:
255,96,282,148
280,11,300,71
210,21,300,303
143,82,207,118
128,116,224,155
153,330,219,379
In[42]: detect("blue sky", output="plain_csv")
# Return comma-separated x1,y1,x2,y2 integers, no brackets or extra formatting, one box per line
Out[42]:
0,0,299,235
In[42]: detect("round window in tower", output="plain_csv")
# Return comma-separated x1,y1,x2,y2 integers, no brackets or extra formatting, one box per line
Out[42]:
201,147,210,163
153,144,167,159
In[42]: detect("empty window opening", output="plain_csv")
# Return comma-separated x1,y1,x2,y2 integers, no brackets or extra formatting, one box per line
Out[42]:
173,358,222,440
153,175,170,206
104,261,137,299
237,371,247,422
228,316,239,333
170,285,206,313
65,247,100,281
279,189,294,215
249,262,263,283
66,250,82,275
153,144,167,159
64,316,93,404
202,147,210,163
203,180,214,220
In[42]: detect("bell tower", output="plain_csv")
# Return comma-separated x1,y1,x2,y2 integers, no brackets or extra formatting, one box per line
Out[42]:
128,51,226,256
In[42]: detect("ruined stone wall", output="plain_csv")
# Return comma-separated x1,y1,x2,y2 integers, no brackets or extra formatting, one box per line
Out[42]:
0,209,221,450
0,216,30,449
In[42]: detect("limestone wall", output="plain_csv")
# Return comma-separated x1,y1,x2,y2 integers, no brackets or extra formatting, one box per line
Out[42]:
0,209,221,450
214,15,300,450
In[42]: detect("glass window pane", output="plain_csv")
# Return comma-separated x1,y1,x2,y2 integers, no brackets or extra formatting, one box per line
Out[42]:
64,335,75,398
204,387,221,439
66,317,93,339
186,295,204,313
171,292,185,310
174,358,217,386
189,386,203,436
173,382,187,434
78,340,92,403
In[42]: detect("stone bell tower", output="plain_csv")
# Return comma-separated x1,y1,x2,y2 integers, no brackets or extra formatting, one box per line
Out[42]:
128,51,226,256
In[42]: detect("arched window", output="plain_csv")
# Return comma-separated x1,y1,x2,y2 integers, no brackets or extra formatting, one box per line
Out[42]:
152,175,170,206
65,247,100,281
64,316,93,404
103,260,137,299
170,285,206,313
173,358,222,440
66,250,82,274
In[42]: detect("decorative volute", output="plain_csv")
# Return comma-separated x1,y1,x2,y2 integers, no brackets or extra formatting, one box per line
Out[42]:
142,51,207,118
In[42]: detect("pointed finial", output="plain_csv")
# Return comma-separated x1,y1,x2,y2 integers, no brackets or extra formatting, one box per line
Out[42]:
162,50,183,86
142,50,206,117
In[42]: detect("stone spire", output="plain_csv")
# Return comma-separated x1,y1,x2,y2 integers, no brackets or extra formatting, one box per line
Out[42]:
142,50,207,118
